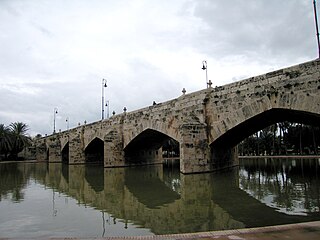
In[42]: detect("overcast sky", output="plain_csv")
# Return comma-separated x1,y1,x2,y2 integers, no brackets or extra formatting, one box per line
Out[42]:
0,0,318,136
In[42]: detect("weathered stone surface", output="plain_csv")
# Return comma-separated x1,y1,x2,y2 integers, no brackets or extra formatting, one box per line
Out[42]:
47,135,61,162
35,59,320,173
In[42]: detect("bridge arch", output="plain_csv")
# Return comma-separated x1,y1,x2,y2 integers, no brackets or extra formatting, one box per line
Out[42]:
60,136,69,152
123,116,182,149
207,89,320,170
124,128,180,165
84,137,104,164
211,108,320,149
61,142,69,163
84,133,105,150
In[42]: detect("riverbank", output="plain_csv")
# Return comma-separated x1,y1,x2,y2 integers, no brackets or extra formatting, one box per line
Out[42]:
0,159,38,164
162,221,320,240
1,221,318,239
106,221,320,240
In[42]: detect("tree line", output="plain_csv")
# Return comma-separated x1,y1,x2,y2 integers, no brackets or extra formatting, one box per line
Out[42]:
239,122,320,156
0,122,31,160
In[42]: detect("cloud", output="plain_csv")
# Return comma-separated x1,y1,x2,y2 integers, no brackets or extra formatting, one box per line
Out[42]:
0,0,318,135
192,0,315,62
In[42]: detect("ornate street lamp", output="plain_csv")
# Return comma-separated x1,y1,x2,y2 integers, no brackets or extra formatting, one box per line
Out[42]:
53,107,58,133
202,60,208,88
102,78,107,120
313,0,320,58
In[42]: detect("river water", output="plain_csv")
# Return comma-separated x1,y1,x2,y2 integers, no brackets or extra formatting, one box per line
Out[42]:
0,158,319,238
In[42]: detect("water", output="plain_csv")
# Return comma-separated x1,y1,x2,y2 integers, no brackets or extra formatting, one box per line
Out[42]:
0,158,319,238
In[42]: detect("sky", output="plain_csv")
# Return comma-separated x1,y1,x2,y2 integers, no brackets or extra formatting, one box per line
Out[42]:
0,0,319,136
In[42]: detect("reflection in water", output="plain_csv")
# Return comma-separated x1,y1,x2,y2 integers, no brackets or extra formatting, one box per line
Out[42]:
125,166,180,208
0,158,319,237
0,163,26,202
85,165,104,192
163,161,181,194
239,158,320,216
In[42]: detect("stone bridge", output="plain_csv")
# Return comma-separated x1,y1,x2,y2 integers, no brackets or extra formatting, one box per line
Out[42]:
35,59,320,173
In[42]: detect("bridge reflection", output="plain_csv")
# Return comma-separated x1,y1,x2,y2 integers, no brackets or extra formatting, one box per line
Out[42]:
14,159,320,234
125,167,180,209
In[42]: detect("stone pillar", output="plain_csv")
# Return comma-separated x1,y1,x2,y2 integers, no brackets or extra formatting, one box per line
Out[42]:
179,124,211,174
104,130,125,167
48,136,61,162
69,133,85,164
35,140,48,161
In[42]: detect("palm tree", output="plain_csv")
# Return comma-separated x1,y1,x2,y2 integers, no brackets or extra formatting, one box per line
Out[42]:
8,122,31,158
0,124,12,159
271,123,278,155
260,126,274,155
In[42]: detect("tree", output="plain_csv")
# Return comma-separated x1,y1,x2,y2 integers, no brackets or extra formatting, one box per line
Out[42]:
259,126,274,155
239,121,320,156
8,122,31,158
278,122,290,154
0,124,12,158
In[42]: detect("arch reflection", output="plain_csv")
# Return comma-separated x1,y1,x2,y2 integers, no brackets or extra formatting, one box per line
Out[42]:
1,159,319,235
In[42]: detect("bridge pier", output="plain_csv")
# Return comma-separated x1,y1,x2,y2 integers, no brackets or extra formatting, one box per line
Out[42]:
48,136,62,162
104,131,125,167
179,124,211,174
35,141,48,161
69,135,85,164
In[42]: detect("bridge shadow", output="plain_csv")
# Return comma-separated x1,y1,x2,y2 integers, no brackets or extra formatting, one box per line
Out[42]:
124,166,180,209
85,165,104,192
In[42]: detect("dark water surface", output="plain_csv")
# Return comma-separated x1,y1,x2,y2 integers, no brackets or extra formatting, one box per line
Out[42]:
0,158,319,237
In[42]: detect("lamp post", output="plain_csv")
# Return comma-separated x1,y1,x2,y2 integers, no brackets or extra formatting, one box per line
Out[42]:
105,100,110,119
313,0,320,58
53,107,58,133
101,78,107,120
202,60,208,88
